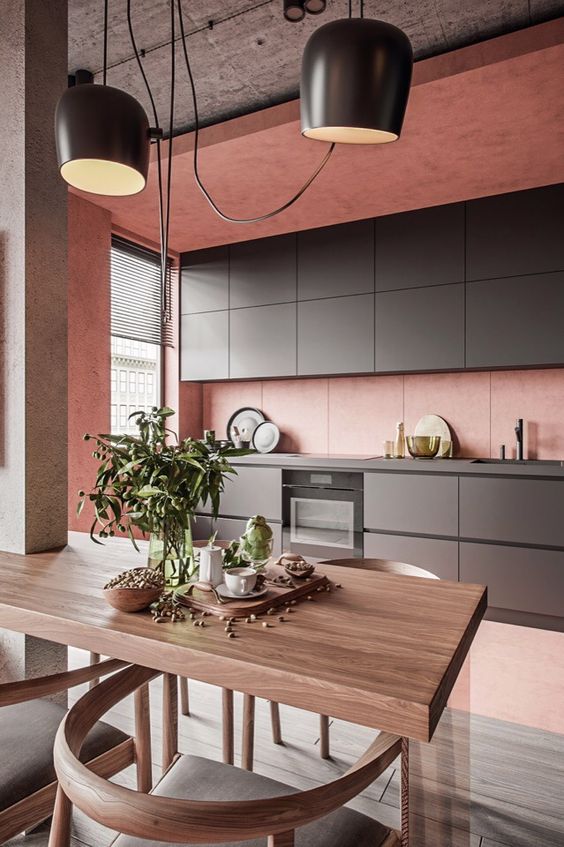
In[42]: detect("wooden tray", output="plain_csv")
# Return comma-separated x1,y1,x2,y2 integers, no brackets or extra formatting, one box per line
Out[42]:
174,564,329,617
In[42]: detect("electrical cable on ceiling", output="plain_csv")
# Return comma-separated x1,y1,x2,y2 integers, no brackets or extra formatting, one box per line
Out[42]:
103,0,108,85
176,0,335,224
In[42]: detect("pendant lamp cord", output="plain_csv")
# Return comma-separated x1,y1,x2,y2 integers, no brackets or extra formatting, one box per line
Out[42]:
163,0,175,321
103,0,108,85
348,0,352,17
177,0,335,224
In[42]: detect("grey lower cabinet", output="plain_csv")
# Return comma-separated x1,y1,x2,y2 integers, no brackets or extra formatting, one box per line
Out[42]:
180,311,229,380
230,303,296,379
460,542,564,623
460,476,564,548
201,467,282,523
298,294,375,375
194,515,282,556
297,219,375,300
466,271,564,368
181,246,229,315
375,283,465,372
229,234,297,309
363,532,458,581
364,473,458,538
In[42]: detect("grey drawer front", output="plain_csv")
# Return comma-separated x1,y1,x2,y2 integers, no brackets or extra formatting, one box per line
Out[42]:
180,311,229,381
297,294,375,375
460,477,564,548
202,467,282,522
230,303,296,379
181,247,229,314
363,532,458,581
364,473,458,537
460,542,564,618
230,234,296,309
466,271,564,368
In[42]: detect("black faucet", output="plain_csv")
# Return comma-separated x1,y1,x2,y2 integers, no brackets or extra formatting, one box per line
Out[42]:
515,418,524,461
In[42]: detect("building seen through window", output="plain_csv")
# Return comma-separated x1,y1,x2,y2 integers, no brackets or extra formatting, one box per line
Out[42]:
110,336,161,435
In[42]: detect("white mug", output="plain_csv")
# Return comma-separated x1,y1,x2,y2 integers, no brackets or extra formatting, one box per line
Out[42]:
224,567,257,596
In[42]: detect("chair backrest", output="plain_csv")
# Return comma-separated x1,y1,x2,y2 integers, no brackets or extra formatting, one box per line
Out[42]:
319,557,440,580
0,657,128,707
52,664,401,845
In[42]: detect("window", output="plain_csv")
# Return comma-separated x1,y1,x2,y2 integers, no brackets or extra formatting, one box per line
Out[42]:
111,405,117,429
110,237,171,434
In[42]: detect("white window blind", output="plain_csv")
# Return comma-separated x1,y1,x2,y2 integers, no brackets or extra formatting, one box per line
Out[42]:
111,237,174,346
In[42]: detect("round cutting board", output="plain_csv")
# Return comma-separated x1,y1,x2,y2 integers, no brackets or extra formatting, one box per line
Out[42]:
414,414,452,458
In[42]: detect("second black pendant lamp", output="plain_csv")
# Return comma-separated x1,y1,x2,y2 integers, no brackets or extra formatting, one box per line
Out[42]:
301,17,413,144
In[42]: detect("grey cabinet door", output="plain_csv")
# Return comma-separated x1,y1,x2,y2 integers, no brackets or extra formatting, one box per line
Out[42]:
466,184,564,281
364,473,458,537
460,476,564,548
180,311,228,381
201,467,282,522
181,247,229,314
460,542,564,619
229,234,296,309
375,283,464,372
297,294,374,375
375,203,464,291
363,532,458,581
193,515,281,556
466,271,564,368
297,220,374,300
230,303,296,378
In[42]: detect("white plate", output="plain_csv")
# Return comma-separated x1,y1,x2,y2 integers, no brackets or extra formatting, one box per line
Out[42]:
227,407,265,443
252,421,280,454
216,583,268,601
414,414,452,458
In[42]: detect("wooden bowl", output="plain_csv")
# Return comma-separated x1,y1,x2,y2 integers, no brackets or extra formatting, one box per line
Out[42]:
284,563,315,579
103,574,162,612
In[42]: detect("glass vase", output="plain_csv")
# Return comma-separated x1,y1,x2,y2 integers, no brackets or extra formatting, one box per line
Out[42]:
148,525,195,588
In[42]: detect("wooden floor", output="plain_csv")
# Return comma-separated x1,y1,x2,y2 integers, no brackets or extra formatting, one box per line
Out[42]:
6,649,564,847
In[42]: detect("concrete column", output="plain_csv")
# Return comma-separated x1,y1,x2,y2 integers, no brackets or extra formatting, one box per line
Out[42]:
0,0,68,685
0,0,68,553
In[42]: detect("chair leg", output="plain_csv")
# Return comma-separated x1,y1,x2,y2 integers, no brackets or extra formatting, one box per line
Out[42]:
270,701,283,745
401,737,409,847
241,693,255,771
268,832,295,846
222,688,234,765
89,652,101,689
134,682,152,792
162,673,178,772
47,786,72,847
179,676,190,716
319,714,330,759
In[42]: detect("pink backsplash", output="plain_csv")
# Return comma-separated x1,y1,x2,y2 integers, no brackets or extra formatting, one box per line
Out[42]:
199,368,564,460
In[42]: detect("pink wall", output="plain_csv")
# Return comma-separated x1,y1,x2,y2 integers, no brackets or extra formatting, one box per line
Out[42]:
68,194,112,531
201,368,564,459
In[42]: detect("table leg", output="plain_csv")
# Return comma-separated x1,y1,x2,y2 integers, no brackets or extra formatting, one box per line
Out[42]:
162,673,178,771
401,736,409,847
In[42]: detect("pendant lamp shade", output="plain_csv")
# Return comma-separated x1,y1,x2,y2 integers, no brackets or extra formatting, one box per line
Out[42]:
55,83,150,196
301,18,413,145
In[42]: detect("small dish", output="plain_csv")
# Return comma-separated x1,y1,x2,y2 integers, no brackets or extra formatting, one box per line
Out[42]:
103,567,163,612
252,421,280,453
215,583,269,601
275,553,315,579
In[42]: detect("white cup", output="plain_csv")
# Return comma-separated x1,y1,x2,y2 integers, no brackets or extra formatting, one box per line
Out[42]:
224,567,257,596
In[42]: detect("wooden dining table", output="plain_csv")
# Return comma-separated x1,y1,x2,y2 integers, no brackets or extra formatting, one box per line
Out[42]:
0,532,487,846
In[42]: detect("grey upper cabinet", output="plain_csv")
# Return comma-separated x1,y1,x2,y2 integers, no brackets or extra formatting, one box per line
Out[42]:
364,473,458,537
180,311,228,380
297,220,374,300
375,283,464,372
298,294,374,375
181,246,229,314
230,303,296,379
466,271,564,368
230,234,296,309
375,203,465,291
466,184,564,281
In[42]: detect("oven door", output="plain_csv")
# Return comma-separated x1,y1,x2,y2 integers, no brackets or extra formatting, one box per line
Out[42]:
282,485,363,560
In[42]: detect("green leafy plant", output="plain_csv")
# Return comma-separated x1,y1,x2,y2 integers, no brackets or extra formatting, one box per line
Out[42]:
78,407,251,571
222,539,250,571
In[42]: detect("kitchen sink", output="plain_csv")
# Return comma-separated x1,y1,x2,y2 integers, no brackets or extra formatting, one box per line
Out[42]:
471,458,564,466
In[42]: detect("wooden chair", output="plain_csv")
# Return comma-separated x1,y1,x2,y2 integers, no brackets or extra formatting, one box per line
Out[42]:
48,663,402,847
0,656,152,844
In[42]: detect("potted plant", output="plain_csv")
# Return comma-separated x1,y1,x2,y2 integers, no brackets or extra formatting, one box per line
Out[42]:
78,407,249,586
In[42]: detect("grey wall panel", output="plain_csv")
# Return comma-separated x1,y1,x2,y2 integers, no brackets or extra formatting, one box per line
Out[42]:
297,220,374,300
364,473,459,537
199,467,282,522
181,247,229,314
466,184,564,281
363,532,458,581
376,203,464,291
180,311,229,381
460,476,564,548
297,294,374,375
460,542,564,618
230,303,296,379
466,271,564,368
230,234,296,309
375,283,465,372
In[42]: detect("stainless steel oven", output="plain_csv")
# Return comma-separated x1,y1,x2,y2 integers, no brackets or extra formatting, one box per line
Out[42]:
282,470,363,560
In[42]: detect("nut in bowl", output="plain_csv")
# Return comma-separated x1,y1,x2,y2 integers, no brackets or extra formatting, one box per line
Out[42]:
103,567,163,612
275,553,316,579
406,435,441,459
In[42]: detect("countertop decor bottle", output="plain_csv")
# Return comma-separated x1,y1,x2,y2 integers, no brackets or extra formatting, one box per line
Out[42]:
394,422,405,458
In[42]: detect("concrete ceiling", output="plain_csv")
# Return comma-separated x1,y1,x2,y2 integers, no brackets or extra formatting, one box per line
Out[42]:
69,0,564,135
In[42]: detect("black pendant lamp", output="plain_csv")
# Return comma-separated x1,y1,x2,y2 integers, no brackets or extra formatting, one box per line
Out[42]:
55,1,150,196
301,17,413,145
